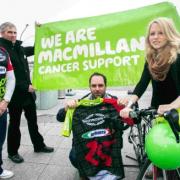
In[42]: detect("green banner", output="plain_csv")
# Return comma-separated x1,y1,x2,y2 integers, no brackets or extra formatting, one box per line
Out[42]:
33,2,180,90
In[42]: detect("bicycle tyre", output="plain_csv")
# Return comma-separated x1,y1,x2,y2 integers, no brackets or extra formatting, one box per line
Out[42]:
136,158,151,180
136,159,170,180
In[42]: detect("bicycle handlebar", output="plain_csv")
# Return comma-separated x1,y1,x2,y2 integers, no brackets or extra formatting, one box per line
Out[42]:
129,107,180,143
129,107,157,119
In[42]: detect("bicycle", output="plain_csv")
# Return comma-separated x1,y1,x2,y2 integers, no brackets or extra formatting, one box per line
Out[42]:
128,107,180,180
126,106,155,168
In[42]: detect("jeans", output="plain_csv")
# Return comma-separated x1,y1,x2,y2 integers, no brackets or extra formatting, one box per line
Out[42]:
0,111,7,174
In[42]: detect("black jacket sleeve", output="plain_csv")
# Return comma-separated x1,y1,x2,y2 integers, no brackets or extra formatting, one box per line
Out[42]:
171,54,180,96
133,62,151,98
56,108,66,122
13,46,33,93
24,46,34,57
177,55,180,95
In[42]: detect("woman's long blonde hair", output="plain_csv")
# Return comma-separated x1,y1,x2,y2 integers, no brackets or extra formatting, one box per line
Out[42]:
145,17,180,81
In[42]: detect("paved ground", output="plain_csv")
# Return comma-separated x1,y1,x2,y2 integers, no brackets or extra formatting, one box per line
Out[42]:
2,87,152,180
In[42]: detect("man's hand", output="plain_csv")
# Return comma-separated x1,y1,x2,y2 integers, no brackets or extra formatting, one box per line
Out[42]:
35,21,42,27
0,100,8,116
117,97,129,106
28,85,35,93
65,99,78,110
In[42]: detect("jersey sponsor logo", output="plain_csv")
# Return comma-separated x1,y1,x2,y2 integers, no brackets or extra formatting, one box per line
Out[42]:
0,66,6,74
82,113,105,126
82,128,111,139
0,78,6,98
0,54,6,62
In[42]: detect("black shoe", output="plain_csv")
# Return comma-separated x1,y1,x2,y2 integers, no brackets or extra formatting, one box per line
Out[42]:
8,154,24,163
34,146,54,153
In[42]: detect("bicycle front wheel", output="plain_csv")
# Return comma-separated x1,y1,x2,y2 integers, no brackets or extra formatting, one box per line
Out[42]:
136,159,169,180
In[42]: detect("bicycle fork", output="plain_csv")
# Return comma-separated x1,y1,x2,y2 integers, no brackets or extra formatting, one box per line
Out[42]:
153,166,168,180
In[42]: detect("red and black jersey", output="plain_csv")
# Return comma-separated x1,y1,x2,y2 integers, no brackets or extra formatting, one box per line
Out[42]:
72,98,126,178
0,47,13,100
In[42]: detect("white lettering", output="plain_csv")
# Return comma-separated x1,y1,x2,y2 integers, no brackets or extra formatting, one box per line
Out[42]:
41,34,62,48
38,62,79,74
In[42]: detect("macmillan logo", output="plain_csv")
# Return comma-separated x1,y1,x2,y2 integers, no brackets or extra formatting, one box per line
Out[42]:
82,129,111,139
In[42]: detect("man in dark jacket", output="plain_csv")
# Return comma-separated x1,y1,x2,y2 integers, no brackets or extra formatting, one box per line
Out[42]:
57,72,125,180
0,22,54,164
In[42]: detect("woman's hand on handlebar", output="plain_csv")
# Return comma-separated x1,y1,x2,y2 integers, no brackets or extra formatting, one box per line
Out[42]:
118,95,138,107
118,95,139,118
157,104,173,115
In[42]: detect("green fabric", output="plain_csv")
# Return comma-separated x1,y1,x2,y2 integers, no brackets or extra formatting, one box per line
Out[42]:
77,98,103,106
62,108,75,137
62,98,103,136
33,2,180,90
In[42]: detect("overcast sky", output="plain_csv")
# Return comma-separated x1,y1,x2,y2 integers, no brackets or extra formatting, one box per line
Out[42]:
0,0,179,44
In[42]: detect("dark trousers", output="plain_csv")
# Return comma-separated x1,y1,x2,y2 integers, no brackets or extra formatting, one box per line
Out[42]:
7,101,45,156
69,146,86,178
69,146,78,168
0,111,7,174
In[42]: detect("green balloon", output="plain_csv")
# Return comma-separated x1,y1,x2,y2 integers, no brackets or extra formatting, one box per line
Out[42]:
145,123,180,170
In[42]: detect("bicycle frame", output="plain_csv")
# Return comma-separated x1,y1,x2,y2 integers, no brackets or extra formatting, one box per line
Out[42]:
128,111,154,167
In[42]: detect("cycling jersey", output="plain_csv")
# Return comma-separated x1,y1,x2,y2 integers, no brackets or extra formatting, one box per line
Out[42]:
0,47,13,101
62,98,134,137
63,98,130,177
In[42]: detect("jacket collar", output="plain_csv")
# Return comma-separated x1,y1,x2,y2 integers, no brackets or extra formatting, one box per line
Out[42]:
0,38,22,47
86,93,111,100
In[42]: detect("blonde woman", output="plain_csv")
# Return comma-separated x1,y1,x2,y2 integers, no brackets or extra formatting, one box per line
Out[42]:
118,17,180,179
119,17,180,117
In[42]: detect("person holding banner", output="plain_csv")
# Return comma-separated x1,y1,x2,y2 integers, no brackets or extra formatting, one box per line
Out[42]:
118,17,180,178
0,22,54,164
0,47,15,179
57,72,127,180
